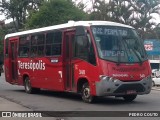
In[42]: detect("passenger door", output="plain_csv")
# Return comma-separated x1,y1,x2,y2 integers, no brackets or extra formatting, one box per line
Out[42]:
9,38,18,84
63,31,75,91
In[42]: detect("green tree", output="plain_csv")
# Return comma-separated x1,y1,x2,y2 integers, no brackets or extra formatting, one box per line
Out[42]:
130,0,160,39
89,0,134,23
109,0,134,25
0,26,6,54
0,0,44,31
26,0,87,29
153,24,160,39
90,0,111,21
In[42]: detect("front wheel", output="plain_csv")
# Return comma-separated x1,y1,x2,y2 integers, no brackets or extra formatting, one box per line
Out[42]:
24,77,40,94
123,95,137,102
81,83,94,103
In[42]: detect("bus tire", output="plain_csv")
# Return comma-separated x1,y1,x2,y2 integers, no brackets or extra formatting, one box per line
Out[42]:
123,95,137,102
81,82,94,103
24,77,40,94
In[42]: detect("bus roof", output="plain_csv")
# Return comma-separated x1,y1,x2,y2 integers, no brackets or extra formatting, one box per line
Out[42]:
5,21,133,39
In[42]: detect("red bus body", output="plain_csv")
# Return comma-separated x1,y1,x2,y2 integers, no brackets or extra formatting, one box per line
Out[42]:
4,21,152,102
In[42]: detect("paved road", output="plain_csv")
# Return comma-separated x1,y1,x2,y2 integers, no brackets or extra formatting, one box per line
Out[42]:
0,73,160,120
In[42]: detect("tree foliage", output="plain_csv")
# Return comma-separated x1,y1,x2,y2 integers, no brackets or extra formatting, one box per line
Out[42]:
0,26,6,53
130,0,160,38
0,0,44,31
25,0,87,29
90,0,111,21
153,24,160,39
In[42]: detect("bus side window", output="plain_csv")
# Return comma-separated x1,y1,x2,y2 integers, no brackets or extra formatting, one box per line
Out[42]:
87,33,96,65
37,34,45,56
45,31,62,56
31,35,38,57
74,34,90,62
31,34,45,57
74,26,96,65
19,36,30,57
31,46,37,57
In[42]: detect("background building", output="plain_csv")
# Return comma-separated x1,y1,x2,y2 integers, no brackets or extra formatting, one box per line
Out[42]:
144,39,160,77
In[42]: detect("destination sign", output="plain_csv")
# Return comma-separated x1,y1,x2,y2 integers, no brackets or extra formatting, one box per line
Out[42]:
92,27,128,36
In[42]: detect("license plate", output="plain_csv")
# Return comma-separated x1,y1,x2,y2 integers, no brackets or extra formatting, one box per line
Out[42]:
126,90,137,95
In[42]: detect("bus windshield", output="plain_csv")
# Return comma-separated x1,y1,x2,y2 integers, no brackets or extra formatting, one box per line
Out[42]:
91,26,147,63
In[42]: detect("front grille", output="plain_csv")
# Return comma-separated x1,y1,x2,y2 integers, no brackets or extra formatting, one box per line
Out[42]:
114,84,145,93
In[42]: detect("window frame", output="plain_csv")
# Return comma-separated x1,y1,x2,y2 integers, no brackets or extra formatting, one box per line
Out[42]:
30,33,45,57
45,30,62,57
18,35,30,58
73,29,97,66
17,29,63,58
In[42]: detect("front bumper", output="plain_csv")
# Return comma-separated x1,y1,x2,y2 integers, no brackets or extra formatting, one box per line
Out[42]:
95,77,152,96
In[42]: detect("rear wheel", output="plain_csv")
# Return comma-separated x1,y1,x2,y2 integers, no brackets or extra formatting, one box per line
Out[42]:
81,83,94,103
24,77,40,94
123,95,137,102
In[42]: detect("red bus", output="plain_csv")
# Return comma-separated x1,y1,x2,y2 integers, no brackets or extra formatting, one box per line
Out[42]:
4,21,152,103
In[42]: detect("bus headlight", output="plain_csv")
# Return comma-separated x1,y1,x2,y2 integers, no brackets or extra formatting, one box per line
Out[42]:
99,75,118,82
99,75,109,81
143,75,152,81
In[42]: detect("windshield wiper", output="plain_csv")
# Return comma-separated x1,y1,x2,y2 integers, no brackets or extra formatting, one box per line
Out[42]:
131,47,143,65
116,36,131,66
122,38,142,65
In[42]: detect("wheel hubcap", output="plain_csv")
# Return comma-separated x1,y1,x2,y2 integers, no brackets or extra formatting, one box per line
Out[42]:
83,88,90,98
26,80,30,91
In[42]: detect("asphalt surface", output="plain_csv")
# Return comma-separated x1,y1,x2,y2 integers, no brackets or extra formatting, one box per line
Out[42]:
0,73,160,120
